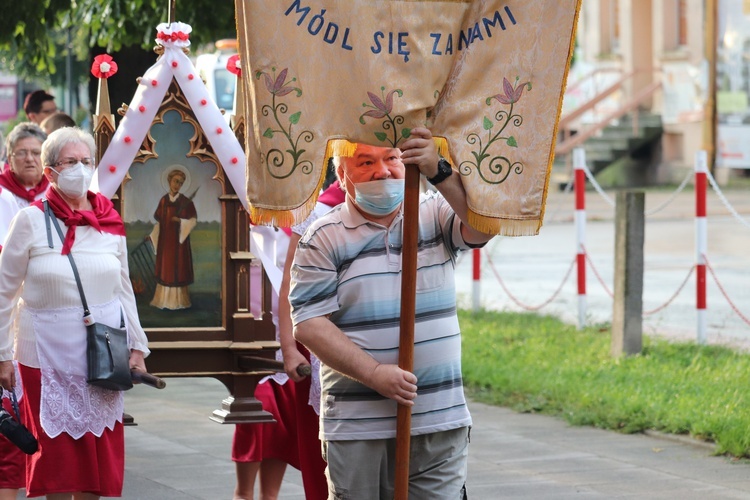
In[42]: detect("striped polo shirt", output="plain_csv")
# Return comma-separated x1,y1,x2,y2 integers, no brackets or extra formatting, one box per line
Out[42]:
290,191,474,441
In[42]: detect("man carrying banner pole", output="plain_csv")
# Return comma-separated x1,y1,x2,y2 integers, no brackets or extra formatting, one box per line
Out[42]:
237,1,582,496
290,127,494,498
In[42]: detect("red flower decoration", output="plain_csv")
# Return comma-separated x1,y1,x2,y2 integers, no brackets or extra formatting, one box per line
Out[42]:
231,157,239,164
226,55,242,78
124,136,132,144
151,80,158,87
216,127,223,134
108,165,117,173
200,99,207,106
91,54,118,79
188,74,195,80
157,31,190,42
138,105,146,112
171,61,178,68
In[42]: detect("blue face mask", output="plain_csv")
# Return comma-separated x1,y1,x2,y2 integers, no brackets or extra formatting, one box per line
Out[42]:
352,178,405,217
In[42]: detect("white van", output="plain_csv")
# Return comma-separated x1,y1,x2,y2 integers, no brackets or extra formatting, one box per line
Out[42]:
194,39,238,116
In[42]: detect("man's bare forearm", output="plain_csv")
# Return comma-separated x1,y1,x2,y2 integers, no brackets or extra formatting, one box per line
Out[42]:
294,316,379,385
294,316,418,404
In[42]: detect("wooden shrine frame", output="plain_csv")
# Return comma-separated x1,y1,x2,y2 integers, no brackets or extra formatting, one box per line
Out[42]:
94,70,279,425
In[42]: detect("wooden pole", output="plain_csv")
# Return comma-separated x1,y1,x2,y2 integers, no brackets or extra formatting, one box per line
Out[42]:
168,0,176,24
703,0,717,171
394,166,420,500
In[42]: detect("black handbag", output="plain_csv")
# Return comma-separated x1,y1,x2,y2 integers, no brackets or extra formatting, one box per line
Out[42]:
44,200,133,391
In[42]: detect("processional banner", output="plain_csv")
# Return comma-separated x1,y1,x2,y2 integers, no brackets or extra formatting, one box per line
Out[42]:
237,0,581,235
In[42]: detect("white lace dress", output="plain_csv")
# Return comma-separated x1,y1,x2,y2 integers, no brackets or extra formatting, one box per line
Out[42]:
0,206,149,439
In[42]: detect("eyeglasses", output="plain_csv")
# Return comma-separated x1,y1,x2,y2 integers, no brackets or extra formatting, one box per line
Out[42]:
11,149,42,159
51,158,95,169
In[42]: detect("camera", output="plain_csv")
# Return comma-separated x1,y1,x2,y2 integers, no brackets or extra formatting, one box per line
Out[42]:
0,392,38,455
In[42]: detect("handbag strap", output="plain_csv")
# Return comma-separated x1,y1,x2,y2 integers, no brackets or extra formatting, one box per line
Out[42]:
1,388,22,422
44,200,91,316
43,200,125,328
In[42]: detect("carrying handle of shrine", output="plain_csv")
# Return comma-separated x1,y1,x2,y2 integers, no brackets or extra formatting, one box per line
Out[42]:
395,165,420,500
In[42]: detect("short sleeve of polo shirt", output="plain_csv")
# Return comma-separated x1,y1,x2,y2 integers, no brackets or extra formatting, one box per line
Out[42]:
289,224,340,326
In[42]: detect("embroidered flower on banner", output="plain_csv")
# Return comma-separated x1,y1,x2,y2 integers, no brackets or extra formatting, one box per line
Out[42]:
459,76,531,185
155,22,192,48
359,87,410,148
91,54,118,79
255,66,312,180
227,55,242,78
488,77,531,105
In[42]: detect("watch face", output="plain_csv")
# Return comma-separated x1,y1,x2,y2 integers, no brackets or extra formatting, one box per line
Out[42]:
430,158,453,185
439,159,452,175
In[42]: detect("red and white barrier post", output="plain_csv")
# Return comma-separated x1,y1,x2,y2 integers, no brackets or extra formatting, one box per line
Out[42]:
472,248,481,312
695,151,708,344
574,148,587,329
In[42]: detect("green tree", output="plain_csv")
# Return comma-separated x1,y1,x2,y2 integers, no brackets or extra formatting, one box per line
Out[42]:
0,0,236,80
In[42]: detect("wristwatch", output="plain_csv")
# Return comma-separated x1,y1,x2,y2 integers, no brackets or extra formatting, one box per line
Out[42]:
427,158,453,186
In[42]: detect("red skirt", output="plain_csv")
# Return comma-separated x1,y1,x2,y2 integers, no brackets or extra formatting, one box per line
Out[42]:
0,395,25,489
232,378,301,466
232,363,328,500
19,364,125,498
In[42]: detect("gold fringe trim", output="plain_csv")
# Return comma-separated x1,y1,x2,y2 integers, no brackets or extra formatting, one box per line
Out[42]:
433,136,451,164
321,138,359,179
325,138,358,160
468,210,542,237
249,162,327,228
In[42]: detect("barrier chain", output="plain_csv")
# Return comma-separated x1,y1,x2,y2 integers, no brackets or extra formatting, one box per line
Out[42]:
644,169,693,216
582,247,614,298
643,266,696,316
704,255,750,327
484,250,576,311
581,155,697,219
477,149,747,337
705,169,750,230
582,162,616,207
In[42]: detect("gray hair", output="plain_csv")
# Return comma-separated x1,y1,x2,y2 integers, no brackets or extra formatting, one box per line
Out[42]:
332,155,352,191
5,122,47,157
41,127,96,168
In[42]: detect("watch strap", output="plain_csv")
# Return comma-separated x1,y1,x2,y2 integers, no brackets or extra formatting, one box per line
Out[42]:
428,158,453,186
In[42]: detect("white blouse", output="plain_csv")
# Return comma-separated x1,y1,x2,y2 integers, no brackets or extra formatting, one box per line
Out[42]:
0,206,149,365
0,188,20,247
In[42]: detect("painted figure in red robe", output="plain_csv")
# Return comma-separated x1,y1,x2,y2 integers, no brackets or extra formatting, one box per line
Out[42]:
149,167,197,309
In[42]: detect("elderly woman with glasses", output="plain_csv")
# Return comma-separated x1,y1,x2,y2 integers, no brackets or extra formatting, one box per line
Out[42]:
0,135,22,500
0,127,149,499
0,123,48,208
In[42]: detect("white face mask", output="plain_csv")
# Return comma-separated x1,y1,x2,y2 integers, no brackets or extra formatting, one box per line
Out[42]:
51,162,94,199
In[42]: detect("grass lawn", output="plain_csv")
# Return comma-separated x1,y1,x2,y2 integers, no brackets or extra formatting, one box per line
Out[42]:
460,309,750,457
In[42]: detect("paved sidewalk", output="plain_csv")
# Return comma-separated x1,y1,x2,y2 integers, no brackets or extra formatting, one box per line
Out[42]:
112,378,750,499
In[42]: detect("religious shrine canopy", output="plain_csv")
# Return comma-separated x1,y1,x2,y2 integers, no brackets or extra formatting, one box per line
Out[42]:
92,22,248,208
237,0,582,235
